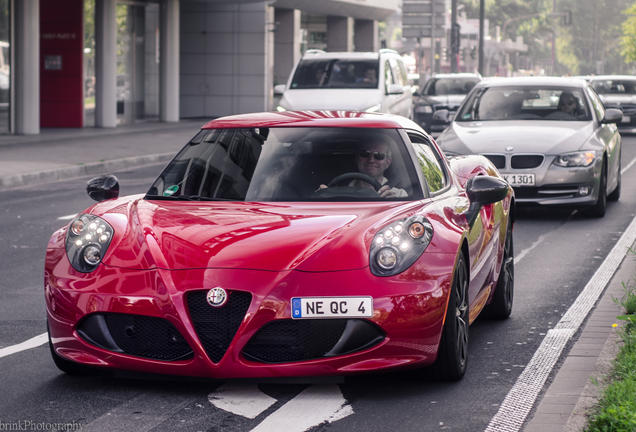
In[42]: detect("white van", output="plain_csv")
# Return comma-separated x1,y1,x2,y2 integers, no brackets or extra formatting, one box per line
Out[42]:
274,49,413,119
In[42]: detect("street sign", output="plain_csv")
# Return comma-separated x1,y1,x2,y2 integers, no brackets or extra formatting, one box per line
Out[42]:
402,15,445,26
402,27,443,38
402,1,446,14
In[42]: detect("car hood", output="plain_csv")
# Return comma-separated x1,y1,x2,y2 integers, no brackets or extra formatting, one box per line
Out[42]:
416,94,466,107
100,199,423,272
279,89,382,111
438,120,594,155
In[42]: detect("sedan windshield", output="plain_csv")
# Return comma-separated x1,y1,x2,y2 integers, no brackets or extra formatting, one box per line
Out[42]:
423,77,480,95
289,59,380,89
146,127,423,202
456,86,592,121
591,79,636,95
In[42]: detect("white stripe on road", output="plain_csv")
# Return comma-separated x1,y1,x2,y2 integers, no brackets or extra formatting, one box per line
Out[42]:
621,155,636,174
208,383,277,419
514,233,548,266
485,214,636,432
250,384,353,432
0,333,48,359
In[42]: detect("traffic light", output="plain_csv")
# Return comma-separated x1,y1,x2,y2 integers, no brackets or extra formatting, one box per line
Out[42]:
442,47,448,62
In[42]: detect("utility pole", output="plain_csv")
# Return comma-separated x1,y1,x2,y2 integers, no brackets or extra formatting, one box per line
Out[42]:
450,0,458,73
552,0,557,75
478,0,485,75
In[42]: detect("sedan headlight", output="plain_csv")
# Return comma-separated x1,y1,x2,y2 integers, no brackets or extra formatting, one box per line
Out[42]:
365,104,381,113
553,151,596,167
370,216,433,276
415,105,433,114
65,214,114,273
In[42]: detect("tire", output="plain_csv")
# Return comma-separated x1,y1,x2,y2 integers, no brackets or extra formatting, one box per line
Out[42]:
421,253,469,381
483,216,514,319
607,159,621,202
48,322,92,375
588,161,607,218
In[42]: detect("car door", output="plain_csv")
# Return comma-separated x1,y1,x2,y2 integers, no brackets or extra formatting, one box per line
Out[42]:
382,59,402,115
390,58,413,118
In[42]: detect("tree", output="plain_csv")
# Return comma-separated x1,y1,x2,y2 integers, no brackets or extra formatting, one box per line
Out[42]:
621,2,636,64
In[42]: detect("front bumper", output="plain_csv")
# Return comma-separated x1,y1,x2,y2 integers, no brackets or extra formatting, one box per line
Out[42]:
45,248,452,379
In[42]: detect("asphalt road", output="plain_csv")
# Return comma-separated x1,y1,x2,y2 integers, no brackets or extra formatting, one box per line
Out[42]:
1,136,636,432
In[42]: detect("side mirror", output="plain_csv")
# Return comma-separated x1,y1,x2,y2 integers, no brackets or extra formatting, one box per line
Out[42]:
602,108,623,124
433,109,451,123
464,176,509,227
274,84,286,95
387,84,405,95
86,175,120,202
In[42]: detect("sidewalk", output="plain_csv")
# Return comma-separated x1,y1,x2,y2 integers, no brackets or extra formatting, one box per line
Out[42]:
0,121,631,432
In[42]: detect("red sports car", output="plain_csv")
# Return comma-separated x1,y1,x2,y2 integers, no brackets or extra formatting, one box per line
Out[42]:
45,111,514,381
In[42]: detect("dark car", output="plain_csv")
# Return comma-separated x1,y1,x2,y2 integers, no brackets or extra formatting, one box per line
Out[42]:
413,73,481,135
584,75,636,133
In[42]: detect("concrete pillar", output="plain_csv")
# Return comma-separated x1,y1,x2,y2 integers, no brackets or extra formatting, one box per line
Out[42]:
274,8,301,86
160,0,179,122
14,0,39,134
354,19,378,52
95,0,117,128
327,16,354,52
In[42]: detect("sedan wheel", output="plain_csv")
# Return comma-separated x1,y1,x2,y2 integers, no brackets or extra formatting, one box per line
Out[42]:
420,253,469,381
588,162,607,218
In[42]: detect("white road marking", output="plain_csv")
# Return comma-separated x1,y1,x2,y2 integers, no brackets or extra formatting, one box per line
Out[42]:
57,214,77,220
208,382,277,419
485,214,636,432
250,384,353,432
0,333,48,359
621,155,636,174
514,233,548,266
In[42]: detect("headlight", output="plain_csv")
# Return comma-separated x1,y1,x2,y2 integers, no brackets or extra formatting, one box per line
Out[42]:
276,105,286,112
553,151,596,167
370,216,433,276
65,214,114,273
365,104,381,113
415,105,433,114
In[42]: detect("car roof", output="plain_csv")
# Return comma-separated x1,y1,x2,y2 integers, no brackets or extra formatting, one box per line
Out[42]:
301,51,381,60
431,73,481,79
476,76,588,88
201,110,424,131
586,75,636,81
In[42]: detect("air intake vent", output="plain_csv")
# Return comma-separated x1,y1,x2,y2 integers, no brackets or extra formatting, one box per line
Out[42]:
511,154,544,169
482,154,506,169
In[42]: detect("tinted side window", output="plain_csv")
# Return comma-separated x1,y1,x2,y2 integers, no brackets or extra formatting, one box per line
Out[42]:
408,134,447,193
384,60,394,92
586,85,605,121
389,58,407,87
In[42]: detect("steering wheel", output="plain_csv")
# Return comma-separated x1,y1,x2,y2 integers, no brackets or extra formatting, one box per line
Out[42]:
327,173,383,191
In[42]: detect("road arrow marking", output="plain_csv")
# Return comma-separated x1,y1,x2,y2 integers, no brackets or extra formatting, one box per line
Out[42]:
208,382,277,419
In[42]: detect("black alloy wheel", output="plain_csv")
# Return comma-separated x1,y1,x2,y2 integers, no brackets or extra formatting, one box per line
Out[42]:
420,253,469,381
48,322,93,375
484,216,514,319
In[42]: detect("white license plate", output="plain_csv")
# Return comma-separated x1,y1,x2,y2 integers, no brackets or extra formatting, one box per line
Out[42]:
291,296,373,319
503,173,535,186
621,115,631,123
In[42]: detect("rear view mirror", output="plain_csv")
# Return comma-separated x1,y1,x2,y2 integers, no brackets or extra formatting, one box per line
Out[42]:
274,84,286,95
602,108,623,124
86,175,120,202
433,109,451,123
387,84,405,95
464,176,509,227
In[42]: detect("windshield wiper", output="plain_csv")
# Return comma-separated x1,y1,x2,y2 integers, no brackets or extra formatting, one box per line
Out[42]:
144,194,231,202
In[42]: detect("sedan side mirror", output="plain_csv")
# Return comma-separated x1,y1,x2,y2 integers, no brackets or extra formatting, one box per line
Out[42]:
274,84,286,95
432,109,451,123
464,176,510,227
387,84,405,95
602,108,623,124
86,175,120,202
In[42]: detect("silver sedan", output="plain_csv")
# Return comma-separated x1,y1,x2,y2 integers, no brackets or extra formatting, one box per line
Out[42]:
435,77,622,217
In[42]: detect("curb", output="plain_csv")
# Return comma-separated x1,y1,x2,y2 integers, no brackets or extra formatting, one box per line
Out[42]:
0,152,175,190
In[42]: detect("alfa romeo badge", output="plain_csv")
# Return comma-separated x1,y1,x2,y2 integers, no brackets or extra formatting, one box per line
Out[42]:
206,287,228,307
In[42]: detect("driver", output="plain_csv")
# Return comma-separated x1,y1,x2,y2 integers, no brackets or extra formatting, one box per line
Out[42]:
557,91,579,115
319,140,407,198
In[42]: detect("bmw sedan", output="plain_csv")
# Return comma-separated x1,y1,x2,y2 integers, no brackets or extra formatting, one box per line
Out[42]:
436,77,622,217
585,75,636,134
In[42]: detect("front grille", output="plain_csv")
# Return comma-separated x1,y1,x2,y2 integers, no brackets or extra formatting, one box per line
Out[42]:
243,319,348,363
187,290,252,363
511,155,544,169
104,314,193,361
482,154,506,169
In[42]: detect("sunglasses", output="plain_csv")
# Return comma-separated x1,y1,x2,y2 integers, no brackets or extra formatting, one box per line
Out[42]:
560,100,576,106
359,150,387,160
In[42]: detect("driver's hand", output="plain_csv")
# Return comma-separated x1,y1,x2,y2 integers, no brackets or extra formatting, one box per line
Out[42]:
316,184,328,192
378,185,396,198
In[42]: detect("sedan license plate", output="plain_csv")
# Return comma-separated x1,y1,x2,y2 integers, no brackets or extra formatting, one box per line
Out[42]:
621,115,631,123
503,174,535,186
291,297,373,319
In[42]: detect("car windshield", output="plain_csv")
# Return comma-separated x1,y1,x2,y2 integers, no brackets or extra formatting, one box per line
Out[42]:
289,59,380,89
423,77,480,95
456,86,592,121
591,79,636,95
146,127,424,202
